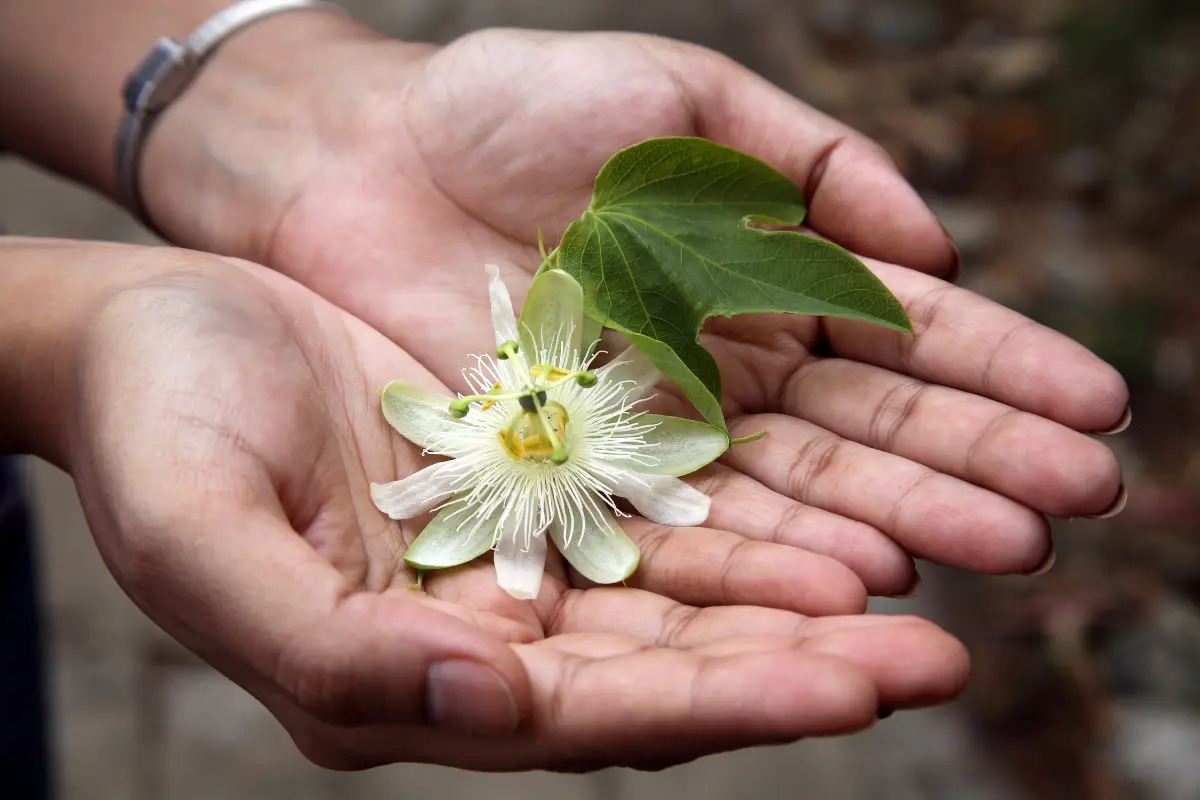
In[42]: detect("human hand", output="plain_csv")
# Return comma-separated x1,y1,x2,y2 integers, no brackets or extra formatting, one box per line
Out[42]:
0,239,968,770
141,23,1129,597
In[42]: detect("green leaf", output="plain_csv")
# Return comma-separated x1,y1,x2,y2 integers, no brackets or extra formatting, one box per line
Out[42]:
617,414,728,477
558,136,912,429
381,380,459,450
403,498,497,570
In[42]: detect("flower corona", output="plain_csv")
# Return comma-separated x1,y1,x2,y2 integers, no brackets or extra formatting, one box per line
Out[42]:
370,265,727,600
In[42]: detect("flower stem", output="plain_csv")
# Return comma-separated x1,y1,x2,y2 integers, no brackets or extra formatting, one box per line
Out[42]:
533,237,559,278
730,430,768,445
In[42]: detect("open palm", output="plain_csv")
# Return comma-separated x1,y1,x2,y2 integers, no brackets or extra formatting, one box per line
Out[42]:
144,27,1129,598
51,242,964,771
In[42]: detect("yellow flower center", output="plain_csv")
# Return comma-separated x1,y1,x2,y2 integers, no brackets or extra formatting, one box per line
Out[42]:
498,401,570,462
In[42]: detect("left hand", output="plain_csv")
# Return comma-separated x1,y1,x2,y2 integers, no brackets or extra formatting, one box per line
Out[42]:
5,239,965,771
140,20,1129,597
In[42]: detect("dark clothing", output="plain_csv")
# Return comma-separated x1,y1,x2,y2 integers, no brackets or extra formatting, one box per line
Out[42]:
0,458,50,799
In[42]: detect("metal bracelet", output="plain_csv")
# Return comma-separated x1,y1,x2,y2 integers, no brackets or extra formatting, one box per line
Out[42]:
114,0,347,235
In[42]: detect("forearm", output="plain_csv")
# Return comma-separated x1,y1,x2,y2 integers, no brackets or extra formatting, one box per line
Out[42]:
0,0,373,201
0,239,141,465
0,0,235,192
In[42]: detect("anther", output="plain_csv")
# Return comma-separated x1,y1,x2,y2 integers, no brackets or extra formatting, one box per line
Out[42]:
496,340,520,360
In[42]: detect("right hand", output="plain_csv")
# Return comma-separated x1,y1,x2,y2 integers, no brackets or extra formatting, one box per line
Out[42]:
4,239,968,771
141,22,1126,598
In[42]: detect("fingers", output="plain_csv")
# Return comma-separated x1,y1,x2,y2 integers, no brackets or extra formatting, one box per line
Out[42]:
515,637,878,769
721,414,1052,574
780,358,1124,517
75,275,534,736
826,260,1130,433
657,43,957,277
271,633,880,772
690,462,918,596
545,588,968,711
614,516,869,616
273,591,969,772
421,508,871,620
116,492,533,736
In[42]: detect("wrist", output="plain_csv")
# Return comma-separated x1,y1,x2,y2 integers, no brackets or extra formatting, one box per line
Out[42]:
0,240,138,465
138,11,428,261
0,0,243,193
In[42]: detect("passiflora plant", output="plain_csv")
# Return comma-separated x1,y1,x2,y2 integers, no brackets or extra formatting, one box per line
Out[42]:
370,137,913,600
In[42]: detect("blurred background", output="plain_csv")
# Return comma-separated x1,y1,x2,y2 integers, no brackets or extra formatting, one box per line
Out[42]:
2,0,1198,797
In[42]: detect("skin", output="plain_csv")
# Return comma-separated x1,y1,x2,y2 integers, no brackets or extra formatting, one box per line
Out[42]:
139,21,1128,596
0,240,968,770
0,2,1127,772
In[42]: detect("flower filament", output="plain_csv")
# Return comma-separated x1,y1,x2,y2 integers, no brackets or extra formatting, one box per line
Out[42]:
450,339,597,466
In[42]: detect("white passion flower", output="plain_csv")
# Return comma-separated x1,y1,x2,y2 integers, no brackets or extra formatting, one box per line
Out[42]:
370,265,729,600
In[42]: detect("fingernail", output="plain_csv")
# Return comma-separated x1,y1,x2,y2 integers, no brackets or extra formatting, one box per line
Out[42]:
887,570,922,599
427,660,519,736
1023,547,1056,576
1093,405,1132,436
1085,483,1128,520
940,223,963,283
877,705,895,720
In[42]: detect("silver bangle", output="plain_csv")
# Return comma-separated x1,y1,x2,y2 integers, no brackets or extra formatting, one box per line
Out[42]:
114,0,348,235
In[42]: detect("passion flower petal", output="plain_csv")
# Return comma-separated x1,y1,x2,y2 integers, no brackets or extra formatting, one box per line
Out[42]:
369,460,462,520
494,520,547,600
486,263,520,347
518,269,584,363
599,344,661,400
615,415,728,477
403,497,499,570
380,380,463,452
610,470,710,527
549,506,640,585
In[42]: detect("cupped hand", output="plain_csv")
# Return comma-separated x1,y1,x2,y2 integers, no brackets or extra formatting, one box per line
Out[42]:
25,240,964,771
143,24,1129,598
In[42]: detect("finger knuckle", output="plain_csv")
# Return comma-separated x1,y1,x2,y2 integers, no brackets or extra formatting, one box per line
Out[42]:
785,435,842,502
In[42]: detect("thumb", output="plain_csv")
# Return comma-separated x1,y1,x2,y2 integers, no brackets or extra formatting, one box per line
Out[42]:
107,501,530,737
656,41,959,279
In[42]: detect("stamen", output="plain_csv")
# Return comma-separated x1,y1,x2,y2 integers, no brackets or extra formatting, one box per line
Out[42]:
480,381,504,411
530,364,571,382
496,340,520,360
498,427,524,460
562,370,597,387
451,387,529,416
